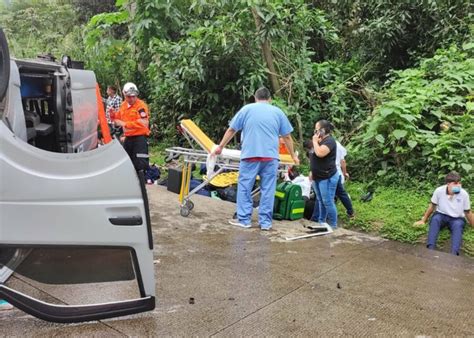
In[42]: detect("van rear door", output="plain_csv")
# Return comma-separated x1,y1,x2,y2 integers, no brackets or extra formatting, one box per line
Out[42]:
0,122,155,323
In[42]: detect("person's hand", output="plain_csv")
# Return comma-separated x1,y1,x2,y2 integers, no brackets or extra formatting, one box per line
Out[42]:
119,135,125,143
344,172,350,180
292,155,300,166
413,220,425,227
312,133,322,145
114,119,125,127
212,145,223,156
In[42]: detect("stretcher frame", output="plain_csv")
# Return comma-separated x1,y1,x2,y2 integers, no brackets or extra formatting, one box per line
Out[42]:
166,119,295,217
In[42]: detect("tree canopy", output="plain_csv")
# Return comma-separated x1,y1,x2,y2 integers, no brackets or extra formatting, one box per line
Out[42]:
1,0,473,188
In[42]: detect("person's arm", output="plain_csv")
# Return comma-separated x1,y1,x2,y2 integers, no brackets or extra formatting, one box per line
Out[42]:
465,210,474,227
212,128,237,155
312,134,330,157
341,159,349,180
115,118,149,130
414,203,436,226
281,134,300,165
116,107,149,130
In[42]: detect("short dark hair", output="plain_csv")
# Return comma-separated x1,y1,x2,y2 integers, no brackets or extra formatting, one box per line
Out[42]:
303,139,313,150
107,85,117,93
316,119,334,133
445,171,461,184
255,87,271,100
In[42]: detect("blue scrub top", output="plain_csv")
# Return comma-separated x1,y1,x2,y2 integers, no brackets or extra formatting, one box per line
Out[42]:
229,102,293,160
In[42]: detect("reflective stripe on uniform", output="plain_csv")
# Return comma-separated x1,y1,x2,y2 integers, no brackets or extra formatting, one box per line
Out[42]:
136,153,149,158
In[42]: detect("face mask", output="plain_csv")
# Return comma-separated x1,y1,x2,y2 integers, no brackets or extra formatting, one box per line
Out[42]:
451,186,461,194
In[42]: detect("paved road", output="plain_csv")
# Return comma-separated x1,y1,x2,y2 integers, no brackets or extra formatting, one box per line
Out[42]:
1,186,473,336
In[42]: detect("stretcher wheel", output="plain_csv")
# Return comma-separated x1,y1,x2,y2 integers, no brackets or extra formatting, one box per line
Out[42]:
186,200,194,211
180,206,190,217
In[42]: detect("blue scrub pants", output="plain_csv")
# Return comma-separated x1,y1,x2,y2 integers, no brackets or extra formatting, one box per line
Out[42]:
427,212,465,255
237,159,279,228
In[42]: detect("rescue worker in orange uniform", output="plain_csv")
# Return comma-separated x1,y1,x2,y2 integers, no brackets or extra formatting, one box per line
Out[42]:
114,83,150,172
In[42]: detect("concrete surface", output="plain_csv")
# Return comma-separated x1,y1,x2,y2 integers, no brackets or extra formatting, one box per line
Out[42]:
1,185,473,336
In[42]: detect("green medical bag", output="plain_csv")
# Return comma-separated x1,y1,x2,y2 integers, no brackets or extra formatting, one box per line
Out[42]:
273,182,305,221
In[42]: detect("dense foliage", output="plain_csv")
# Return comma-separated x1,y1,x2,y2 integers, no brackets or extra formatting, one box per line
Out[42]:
352,43,474,188
0,0,83,59
1,0,472,188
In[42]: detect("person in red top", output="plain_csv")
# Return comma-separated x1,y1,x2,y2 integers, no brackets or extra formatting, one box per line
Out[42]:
114,82,150,172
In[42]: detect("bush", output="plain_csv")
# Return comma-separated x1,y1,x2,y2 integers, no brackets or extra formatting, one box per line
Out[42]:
350,43,474,189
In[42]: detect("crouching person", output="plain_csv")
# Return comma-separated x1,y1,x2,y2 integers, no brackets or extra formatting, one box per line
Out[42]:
414,171,473,255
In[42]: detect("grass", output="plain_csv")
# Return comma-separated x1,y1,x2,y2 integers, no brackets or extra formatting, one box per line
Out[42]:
149,144,168,167
150,144,473,256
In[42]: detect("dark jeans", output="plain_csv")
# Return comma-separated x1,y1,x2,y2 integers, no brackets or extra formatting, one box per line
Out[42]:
427,212,465,255
311,175,354,221
123,135,149,172
335,175,354,216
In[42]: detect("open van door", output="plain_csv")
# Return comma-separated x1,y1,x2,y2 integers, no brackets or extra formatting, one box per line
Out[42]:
0,28,155,323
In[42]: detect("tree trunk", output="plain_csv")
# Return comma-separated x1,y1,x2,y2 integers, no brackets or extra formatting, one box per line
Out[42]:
126,1,145,73
295,113,304,146
251,7,281,96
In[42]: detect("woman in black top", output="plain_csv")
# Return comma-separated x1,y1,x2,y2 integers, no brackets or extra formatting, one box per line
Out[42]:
310,120,339,228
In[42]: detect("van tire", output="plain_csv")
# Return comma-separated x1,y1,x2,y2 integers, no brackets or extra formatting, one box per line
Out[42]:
0,28,10,102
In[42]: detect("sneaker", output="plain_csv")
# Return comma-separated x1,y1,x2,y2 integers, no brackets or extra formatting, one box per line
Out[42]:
307,222,323,229
320,222,336,230
228,219,251,228
0,299,13,311
260,225,272,231
348,213,355,219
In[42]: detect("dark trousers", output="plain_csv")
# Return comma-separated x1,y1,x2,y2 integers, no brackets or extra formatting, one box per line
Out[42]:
335,175,354,216
311,175,354,221
123,135,149,172
427,212,465,255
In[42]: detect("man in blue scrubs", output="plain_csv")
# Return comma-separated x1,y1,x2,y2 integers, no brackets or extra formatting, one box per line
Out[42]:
213,87,299,230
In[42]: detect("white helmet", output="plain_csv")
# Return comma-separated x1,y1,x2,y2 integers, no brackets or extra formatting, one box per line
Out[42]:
123,82,139,96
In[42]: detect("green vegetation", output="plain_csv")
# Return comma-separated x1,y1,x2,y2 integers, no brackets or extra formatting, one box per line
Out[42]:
352,44,474,188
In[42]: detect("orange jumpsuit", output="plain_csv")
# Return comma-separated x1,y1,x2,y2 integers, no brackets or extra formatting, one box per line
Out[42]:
117,98,150,171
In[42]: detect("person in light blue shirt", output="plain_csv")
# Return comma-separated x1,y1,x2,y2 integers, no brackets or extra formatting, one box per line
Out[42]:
213,87,299,230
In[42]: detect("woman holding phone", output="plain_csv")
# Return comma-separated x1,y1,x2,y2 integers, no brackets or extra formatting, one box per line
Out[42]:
309,120,339,228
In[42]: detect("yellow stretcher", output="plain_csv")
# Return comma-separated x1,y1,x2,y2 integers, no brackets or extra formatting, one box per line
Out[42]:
166,119,295,217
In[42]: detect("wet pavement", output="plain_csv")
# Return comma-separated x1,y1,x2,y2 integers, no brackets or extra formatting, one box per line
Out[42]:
1,185,473,336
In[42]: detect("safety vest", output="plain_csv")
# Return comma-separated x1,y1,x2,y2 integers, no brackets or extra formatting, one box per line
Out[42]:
117,98,150,137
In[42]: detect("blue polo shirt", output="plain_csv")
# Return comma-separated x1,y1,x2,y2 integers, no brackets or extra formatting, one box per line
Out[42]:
229,102,293,160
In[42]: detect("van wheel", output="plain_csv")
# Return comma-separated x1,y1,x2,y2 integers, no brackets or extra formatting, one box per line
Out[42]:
0,28,10,102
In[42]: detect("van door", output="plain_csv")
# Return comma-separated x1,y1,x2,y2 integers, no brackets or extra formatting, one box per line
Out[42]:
0,121,155,323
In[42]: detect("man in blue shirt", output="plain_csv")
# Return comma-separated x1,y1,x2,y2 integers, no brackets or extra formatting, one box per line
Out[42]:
213,87,299,230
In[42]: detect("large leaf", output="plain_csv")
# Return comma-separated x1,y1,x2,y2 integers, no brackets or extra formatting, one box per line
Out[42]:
392,129,407,139
375,134,385,143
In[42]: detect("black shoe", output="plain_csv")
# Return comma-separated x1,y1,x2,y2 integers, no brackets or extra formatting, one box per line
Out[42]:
360,192,373,202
